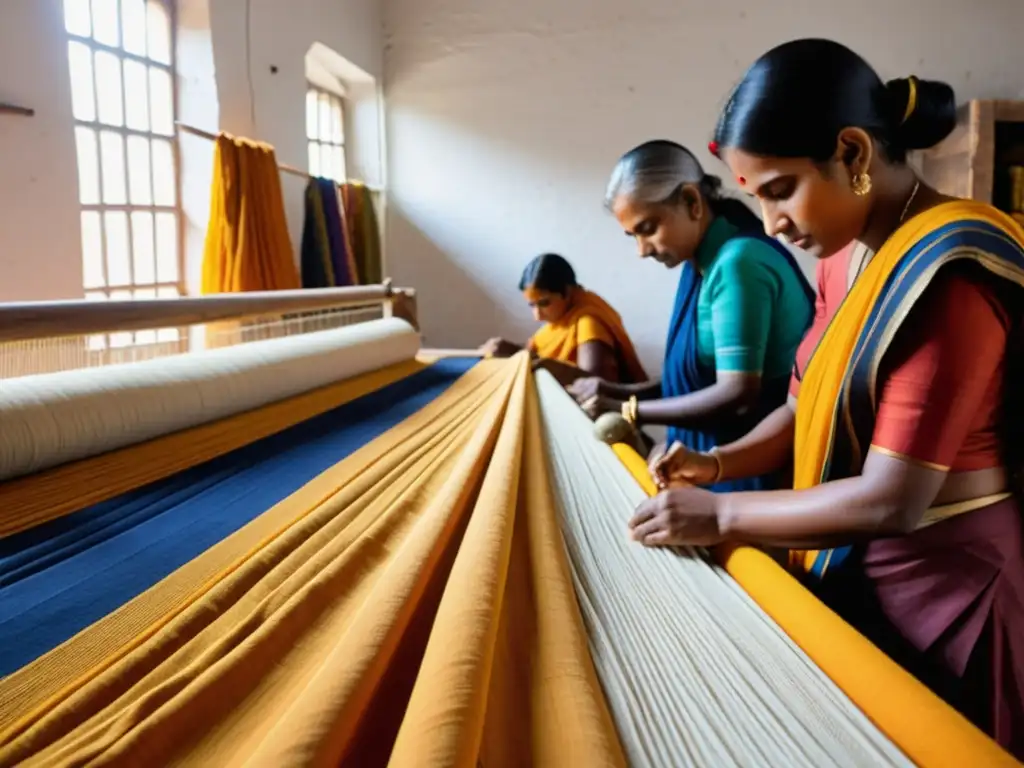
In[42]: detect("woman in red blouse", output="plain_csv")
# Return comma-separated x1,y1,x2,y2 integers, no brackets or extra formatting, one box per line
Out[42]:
628,40,1024,757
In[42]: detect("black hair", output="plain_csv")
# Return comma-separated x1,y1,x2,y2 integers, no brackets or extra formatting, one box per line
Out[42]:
714,39,957,163
605,139,763,232
518,253,578,294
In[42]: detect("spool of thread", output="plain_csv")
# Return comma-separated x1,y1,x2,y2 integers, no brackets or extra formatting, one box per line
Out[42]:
593,412,646,455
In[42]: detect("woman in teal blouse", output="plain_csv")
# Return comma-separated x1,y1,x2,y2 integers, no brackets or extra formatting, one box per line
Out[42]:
573,140,814,491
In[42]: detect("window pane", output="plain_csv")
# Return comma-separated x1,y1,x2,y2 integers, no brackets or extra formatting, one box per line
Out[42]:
94,50,124,127
90,0,119,46
156,327,180,342
64,0,92,37
131,211,156,283
318,93,331,140
88,333,107,351
157,285,179,298
331,101,343,144
136,328,158,345
151,138,175,205
308,141,320,176
110,332,133,349
121,0,147,56
306,90,318,140
334,145,346,182
74,127,100,204
81,211,105,288
146,0,171,64
134,287,156,299
123,59,150,131
126,135,153,204
320,143,332,181
99,130,127,204
67,41,96,121
104,211,131,286
85,291,107,301
148,66,173,135
155,212,178,282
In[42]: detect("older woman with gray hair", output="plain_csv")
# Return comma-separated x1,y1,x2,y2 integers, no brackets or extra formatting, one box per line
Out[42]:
571,140,814,492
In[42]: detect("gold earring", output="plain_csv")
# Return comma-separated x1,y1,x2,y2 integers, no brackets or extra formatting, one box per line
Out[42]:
851,172,873,197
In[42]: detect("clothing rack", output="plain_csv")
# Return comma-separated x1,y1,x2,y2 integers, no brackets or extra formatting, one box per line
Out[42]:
175,121,383,192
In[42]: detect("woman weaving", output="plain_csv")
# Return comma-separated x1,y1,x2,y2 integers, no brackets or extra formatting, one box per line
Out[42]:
481,252,647,385
572,141,814,491
631,39,1024,757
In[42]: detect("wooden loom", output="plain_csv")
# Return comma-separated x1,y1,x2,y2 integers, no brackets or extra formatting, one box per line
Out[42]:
0,284,1015,767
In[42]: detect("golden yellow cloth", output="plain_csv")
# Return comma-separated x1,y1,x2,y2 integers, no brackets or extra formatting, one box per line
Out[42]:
0,356,624,767
528,289,647,383
792,201,1024,572
201,134,300,294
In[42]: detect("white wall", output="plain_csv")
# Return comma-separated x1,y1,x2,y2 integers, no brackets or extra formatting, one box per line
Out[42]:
0,0,383,301
0,0,83,302
383,0,1024,371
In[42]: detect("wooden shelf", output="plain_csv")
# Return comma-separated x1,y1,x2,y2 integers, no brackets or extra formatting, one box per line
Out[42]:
913,99,1024,220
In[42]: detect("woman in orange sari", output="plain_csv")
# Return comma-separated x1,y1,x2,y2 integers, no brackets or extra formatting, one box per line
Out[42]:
481,253,647,385
628,39,1024,758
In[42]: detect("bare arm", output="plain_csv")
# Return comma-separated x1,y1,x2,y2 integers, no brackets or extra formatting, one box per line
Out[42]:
715,399,796,480
636,372,762,430
719,450,946,548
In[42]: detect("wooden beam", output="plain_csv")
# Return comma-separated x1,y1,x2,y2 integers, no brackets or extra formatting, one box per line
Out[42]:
0,284,410,342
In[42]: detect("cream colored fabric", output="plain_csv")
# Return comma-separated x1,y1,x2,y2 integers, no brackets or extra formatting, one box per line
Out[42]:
0,318,419,482
534,372,912,768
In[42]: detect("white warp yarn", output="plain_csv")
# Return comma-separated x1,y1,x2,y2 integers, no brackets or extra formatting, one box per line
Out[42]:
0,318,419,481
534,372,911,768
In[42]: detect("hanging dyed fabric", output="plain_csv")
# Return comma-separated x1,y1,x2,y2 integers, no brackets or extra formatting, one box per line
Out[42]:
300,179,335,288
201,134,299,293
316,178,354,286
341,182,383,285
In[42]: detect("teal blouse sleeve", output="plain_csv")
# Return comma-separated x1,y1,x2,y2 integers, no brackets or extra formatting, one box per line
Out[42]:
702,240,779,374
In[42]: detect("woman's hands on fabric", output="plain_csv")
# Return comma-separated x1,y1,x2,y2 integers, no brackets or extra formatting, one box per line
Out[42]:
650,442,720,489
567,376,606,404
580,395,622,421
480,338,520,358
628,487,725,547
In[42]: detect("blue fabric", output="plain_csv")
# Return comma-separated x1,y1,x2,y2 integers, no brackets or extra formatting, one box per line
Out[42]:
0,358,477,676
810,218,1024,579
316,178,353,286
662,232,813,492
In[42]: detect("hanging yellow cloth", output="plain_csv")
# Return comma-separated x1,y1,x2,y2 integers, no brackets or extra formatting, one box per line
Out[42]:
201,134,300,293
0,356,624,767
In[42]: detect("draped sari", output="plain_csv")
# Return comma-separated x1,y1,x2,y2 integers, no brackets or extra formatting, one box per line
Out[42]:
790,200,1024,757
663,234,813,492
528,289,647,385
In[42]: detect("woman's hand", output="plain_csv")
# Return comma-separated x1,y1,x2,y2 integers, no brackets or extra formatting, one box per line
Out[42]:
480,338,520,358
650,442,721,489
628,487,725,547
580,395,622,421
567,376,606,405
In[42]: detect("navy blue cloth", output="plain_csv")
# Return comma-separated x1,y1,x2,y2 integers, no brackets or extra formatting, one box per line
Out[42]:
0,358,477,676
316,178,352,286
662,234,812,492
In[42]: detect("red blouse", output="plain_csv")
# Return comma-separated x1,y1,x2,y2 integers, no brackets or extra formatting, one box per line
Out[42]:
790,245,1007,472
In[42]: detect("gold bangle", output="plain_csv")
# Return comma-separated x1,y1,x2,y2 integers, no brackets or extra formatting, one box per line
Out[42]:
707,446,723,483
621,395,639,425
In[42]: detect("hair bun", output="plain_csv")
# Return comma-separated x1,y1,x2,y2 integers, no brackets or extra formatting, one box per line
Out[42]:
700,173,723,197
885,76,957,151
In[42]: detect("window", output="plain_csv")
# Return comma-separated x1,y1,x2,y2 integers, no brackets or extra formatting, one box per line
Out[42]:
64,0,181,314
306,87,346,182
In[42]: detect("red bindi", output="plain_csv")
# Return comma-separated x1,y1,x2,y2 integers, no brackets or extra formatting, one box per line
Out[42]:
737,176,746,185
707,141,720,157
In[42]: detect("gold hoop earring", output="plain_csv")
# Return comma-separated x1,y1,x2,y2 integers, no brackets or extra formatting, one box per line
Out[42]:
851,172,873,197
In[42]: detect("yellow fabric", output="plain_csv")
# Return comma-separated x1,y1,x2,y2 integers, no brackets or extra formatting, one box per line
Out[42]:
201,134,300,294
610,441,1016,768
0,359,425,539
0,356,624,767
528,289,647,382
792,201,1024,571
